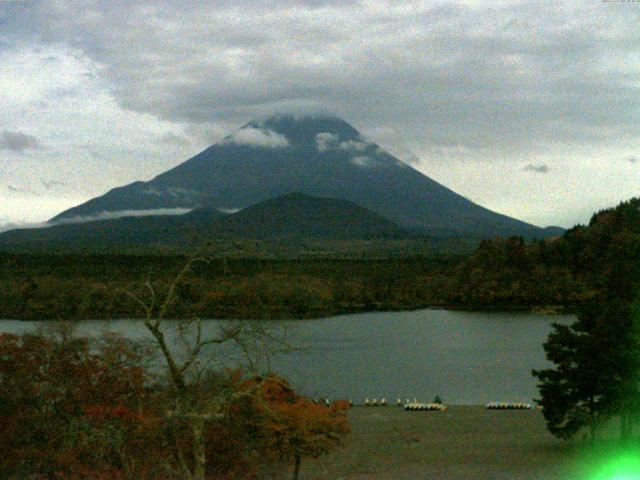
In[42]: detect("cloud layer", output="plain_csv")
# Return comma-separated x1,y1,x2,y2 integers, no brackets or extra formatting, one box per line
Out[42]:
350,156,376,168
224,127,289,148
523,163,550,174
0,208,193,234
55,208,194,225
4,0,638,154
0,130,40,152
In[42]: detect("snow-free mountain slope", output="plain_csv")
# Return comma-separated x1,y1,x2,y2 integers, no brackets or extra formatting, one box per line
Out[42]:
52,113,551,238
0,193,407,250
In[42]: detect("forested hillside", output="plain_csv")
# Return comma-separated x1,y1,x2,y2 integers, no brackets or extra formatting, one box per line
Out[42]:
439,198,640,311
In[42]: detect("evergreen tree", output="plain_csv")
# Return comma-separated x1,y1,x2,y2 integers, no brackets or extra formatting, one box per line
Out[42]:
533,320,603,440
533,198,640,441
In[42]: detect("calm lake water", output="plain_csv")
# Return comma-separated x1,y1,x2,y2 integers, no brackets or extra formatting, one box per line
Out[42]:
0,309,574,405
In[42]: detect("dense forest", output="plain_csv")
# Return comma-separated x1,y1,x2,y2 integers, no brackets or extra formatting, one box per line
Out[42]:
1,198,638,320
0,254,461,320
441,198,640,311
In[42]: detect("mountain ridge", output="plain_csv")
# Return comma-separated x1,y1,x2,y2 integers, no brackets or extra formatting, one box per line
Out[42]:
0,193,409,251
50,112,558,238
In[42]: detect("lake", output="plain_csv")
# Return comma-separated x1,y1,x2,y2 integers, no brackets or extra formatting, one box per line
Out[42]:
0,309,574,405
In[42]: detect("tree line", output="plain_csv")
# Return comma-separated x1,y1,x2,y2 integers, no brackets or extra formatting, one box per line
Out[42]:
0,255,459,320
2,200,640,323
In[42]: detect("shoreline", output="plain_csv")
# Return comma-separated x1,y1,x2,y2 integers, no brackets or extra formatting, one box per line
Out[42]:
3,304,571,322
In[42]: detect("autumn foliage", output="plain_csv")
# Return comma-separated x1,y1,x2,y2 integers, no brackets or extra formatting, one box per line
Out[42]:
0,333,349,479
0,332,163,479
230,373,350,479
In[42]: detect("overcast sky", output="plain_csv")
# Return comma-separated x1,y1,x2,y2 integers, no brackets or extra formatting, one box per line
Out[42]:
1,0,639,229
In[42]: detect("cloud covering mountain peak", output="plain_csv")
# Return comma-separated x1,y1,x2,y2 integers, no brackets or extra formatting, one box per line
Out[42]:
223,126,289,148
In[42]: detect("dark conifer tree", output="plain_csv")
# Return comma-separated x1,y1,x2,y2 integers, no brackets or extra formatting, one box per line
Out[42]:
533,198,640,441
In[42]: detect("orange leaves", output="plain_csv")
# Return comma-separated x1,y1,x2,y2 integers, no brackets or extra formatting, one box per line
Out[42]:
0,336,349,478
0,332,161,479
332,399,351,411
83,404,137,423
232,373,350,463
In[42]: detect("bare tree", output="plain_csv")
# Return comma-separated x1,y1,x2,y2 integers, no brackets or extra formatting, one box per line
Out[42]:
127,256,290,480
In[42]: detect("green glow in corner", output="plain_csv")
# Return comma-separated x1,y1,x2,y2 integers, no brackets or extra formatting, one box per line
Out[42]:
588,453,640,480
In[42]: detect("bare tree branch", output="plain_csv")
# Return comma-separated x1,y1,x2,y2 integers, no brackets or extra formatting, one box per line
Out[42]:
125,252,293,480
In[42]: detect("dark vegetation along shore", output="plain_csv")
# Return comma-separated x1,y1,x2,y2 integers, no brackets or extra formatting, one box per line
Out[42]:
0,254,460,321
1,198,639,321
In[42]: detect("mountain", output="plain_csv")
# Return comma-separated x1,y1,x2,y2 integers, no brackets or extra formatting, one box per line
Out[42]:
0,194,407,251
540,226,566,238
50,113,556,238
205,193,405,239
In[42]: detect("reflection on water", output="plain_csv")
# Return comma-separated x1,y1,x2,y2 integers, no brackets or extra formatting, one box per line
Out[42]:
0,309,573,404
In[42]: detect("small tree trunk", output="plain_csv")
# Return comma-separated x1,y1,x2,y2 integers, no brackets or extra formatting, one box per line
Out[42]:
292,453,301,480
192,416,207,480
165,421,194,480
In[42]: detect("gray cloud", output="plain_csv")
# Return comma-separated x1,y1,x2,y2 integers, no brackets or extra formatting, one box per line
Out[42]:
224,127,289,148
523,163,550,174
3,0,639,157
629,156,637,164
350,155,377,168
404,154,421,166
7,184,29,193
160,132,191,147
0,130,41,152
315,132,339,152
0,221,47,234
0,208,191,233
54,208,194,225
339,139,369,152
41,179,67,190
217,207,242,214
